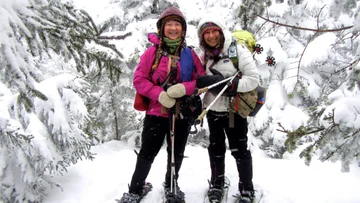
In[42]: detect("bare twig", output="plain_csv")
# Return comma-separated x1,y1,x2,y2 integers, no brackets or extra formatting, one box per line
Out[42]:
255,7,270,34
256,15,353,33
333,58,360,74
293,32,319,93
355,106,360,114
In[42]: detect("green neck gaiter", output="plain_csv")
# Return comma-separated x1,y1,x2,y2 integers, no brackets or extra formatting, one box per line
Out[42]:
163,37,181,54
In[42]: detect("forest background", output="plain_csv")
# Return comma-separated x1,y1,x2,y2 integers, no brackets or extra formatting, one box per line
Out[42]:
0,0,359,202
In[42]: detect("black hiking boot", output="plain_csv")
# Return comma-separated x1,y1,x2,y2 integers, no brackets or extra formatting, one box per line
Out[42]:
118,182,152,203
234,190,255,203
163,182,185,203
207,185,224,203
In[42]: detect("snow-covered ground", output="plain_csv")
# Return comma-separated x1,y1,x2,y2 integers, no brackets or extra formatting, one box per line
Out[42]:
43,141,360,203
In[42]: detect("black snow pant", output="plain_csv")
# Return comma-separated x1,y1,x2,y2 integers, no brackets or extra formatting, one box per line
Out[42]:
129,115,190,194
206,110,254,191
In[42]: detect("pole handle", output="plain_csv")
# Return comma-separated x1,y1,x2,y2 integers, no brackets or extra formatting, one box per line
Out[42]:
197,87,208,95
194,110,208,125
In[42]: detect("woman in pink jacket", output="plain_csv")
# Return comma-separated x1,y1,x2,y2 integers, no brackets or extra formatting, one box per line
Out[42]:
120,7,205,203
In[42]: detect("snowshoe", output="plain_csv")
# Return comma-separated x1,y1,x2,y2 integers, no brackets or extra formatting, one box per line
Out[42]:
204,176,230,203
233,190,255,203
116,182,152,203
163,182,185,203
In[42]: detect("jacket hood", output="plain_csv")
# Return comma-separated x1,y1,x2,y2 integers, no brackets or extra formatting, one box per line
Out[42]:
197,14,232,52
148,32,160,45
156,7,187,38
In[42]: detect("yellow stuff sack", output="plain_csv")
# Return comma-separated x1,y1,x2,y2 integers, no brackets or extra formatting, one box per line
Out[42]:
232,30,256,53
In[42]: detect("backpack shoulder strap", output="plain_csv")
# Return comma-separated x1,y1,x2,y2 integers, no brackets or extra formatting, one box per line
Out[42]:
179,46,194,82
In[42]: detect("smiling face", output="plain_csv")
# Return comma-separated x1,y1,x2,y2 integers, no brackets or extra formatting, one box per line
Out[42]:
203,29,221,47
163,20,183,40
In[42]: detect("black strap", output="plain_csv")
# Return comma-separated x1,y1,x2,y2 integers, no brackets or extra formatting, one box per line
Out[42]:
208,60,218,70
161,67,177,89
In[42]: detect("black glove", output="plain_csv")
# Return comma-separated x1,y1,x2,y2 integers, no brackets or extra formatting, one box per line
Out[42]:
196,69,241,96
196,74,227,94
196,68,227,94
223,76,240,97
196,74,224,88
209,68,223,76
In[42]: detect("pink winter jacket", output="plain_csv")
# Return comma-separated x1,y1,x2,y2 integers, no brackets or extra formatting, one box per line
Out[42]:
133,33,205,118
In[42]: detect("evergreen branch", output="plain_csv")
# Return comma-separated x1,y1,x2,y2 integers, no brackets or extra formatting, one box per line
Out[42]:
256,15,353,33
333,58,360,74
284,74,309,80
351,31,360,41
258,24,281,40
93,38,124,58
296,109,337,161
78,9,99,35
72,34,128,58
353,128,360,137
277,122,325,137
321,139,350,161
278,122,325,153
7,131,34,144
313,109,337,147
321,127,359,162
97,32,132,40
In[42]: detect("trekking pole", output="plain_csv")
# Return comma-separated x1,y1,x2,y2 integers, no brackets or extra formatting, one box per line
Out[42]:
169,107,177,195
196,77,232,95
193,70,241,126
165,56,179,197
188,77,233,134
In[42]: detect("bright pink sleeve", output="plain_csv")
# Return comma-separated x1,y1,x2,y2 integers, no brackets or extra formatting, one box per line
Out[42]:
133,46,164,101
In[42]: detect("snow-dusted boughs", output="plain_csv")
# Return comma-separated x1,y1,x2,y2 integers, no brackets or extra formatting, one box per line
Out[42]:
0,117,42,203
0,0,124,201
32,74,93,167
0,75,94,202
250,0,360,170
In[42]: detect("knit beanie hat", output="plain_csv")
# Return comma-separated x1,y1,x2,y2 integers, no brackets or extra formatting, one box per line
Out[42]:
156,7,187,36
199,22,224,59
199,22,222,37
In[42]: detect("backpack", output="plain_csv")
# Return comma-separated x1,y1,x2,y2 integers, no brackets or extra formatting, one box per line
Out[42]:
228,30,266,118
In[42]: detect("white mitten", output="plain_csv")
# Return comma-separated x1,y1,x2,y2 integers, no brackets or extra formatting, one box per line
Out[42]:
158,91,176,108
167,83,186,98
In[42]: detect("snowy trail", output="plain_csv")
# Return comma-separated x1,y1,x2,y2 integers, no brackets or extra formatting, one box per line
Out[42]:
43,141,360,203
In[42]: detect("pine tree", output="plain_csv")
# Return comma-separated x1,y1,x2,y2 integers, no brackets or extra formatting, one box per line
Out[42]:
0,0,128,201
238,0,270,31
299,0,360,171
250,0,360,170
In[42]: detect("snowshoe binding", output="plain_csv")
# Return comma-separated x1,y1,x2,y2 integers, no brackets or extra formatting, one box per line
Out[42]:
163,182,185,203
117,182,153,203
233,190,255,203
204,176,230,203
